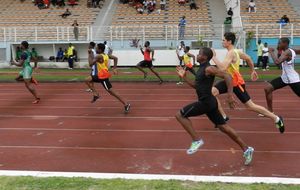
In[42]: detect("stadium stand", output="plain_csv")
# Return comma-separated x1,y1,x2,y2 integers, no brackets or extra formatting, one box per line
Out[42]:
240,0,300,37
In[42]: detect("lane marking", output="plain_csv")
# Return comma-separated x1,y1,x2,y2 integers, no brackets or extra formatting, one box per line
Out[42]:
0,170,299,184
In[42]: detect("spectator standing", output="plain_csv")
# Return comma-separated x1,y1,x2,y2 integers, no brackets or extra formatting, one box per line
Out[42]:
254,39,264,69
178,16,186,39
262,43,269,71
190,0,198,10
72,20,79,41
31,48,39,69
160,0,166,10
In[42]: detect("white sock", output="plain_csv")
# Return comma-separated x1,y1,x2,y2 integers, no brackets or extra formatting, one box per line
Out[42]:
275,116,280,123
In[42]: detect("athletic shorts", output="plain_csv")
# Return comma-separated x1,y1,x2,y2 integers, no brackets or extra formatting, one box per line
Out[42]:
138,60,153,68
269,77,300,97
215,80,251,104
19,66,33,80
91,76,112,90
180,96,226,126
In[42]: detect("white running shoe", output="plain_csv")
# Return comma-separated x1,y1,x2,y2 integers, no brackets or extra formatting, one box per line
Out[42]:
176,82,184,85
186,139,204,155
85,88,93,92
243,147,254,165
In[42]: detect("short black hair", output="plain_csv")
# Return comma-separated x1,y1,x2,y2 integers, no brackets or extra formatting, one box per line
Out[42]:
201,47,213,61
145,41,150,46
89,41,96,48
104,41,107,45
97,43,106,53
185,46,190,51
280,37,290,45
224,32,236,45
21,41,29,49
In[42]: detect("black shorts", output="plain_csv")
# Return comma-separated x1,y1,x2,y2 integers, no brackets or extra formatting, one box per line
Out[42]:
91,76,112,90
180,96,226,126
215,80,251,103
269,77,300,96
138,60,153,68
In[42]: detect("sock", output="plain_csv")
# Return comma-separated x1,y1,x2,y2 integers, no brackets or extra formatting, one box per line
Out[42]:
275,116,280,123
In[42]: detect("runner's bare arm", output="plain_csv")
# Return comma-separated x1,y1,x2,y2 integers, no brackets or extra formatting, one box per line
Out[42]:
151,49,155,60
238,50,255,72
294,49,300,54
88,49,95,67
139,45,144,55
188,52,196,65
176,50,183,61
205,66,237,109
108,54,118,69
269,48,291,65
11,58,25,67
212,49,234,71
176,66,196,88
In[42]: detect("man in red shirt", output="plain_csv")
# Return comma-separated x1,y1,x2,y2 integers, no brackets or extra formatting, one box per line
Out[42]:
136,41,163,84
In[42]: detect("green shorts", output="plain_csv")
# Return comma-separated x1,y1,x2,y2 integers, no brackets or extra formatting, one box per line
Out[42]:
19,66,33,79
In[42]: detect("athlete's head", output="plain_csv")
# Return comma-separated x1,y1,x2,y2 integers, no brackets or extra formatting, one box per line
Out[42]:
144,41,150,47
222,32,236,48
89,41,96,49
104,41,107,45
20,41,29,50
96,43,106,54
184,46,190,53
278,37,290,49
180,41,185,45
258,39,261,44
264,42,268,47
197,47,213,63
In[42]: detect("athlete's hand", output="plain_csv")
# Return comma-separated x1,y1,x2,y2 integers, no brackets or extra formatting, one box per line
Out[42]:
269,47,275,52
88,49,92,54
227,93,237,109
176,66,186,78
152,58,155,61
251,70,258,81
211,48,217,57
10,60,16,66
113,68,118,75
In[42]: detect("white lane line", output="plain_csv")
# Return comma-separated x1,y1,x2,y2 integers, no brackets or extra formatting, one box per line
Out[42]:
0,128,300,134
0,99,298,103
0,170,299,184
0,146,299,154
0,115,299,120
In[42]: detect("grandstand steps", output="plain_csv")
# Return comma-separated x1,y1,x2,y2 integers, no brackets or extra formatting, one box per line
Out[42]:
288,0,300,16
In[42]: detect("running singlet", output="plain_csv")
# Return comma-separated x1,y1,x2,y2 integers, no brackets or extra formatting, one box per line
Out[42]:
92,54,111,79
144,48,151,61
281,49,300,84
183,54,193,68
227,49,245,89
22,50,32,69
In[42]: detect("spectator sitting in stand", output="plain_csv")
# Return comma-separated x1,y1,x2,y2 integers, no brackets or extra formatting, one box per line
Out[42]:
178,0,185,6
68,0,78,7
160,0,166,10
61,9,71,18
190,0,198,10
279,15,290,26
56,47,64,62
57,0,66,7
248,0,256,13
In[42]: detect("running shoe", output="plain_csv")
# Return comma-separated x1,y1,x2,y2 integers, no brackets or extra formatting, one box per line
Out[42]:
91,95,100,103
275,116,285,133
85,88,93,92
186,139,204,155
243,147,254,165
31,77,38,85
124,103,131,113
176,82,184,85
159,80,163,85
32,98,40,104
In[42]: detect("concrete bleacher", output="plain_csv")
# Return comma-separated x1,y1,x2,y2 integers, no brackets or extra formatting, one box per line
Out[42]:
0,0,100,41
240,0,300,37
111,0,214,40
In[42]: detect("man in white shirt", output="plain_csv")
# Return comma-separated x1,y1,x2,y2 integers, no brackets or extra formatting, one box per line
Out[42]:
264,37,300,113
262,43,269,71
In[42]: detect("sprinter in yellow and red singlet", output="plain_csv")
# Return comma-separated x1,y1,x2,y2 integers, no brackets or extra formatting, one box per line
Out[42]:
212,32,285,133
87,43,131,113
136,41,163,84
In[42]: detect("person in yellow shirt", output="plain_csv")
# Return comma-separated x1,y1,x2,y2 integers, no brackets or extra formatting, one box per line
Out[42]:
176,46,196,85
212,32,285,133
254,39,264,69
67,43,75,69
87,43,130,113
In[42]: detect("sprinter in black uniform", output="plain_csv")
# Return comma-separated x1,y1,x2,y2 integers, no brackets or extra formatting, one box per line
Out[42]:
175,47,254,165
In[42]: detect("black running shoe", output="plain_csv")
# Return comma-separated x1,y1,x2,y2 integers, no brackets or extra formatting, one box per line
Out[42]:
276,116,285,134
124,103,131,113
91,96,100,103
